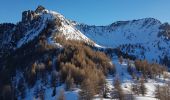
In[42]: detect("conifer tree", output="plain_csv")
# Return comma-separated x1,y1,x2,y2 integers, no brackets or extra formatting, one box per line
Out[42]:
139,77,147,96
58,89,65,100
119,56,123,64
155,85,161,99
65,72,74,91
52,87,56,97
79,79,95,100
113,77,124,100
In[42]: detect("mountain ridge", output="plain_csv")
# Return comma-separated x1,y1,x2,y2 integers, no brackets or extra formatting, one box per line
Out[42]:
0,6,170,66
75,17,162,27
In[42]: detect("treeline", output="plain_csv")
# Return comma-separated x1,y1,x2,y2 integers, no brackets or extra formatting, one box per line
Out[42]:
128,59,167,79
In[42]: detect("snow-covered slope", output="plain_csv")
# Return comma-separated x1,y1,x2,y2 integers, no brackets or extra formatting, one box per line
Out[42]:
0,6,99,53
76,18,170,64
16,6,98,48
2,6,169,64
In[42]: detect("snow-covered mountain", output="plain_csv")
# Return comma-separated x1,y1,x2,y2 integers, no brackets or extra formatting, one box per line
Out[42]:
0,6,98,60
17,7,98,48
76,18,170,65
0,6,103,100
1,6,170,66
1,6,170,100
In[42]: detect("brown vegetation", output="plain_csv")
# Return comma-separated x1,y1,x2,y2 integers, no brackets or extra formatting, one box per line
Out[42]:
112,77,124,100
134,59,167,79
155,84,170,100
56,39,115,98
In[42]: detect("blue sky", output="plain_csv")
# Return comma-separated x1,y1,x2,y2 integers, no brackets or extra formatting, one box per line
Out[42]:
0,0,170,25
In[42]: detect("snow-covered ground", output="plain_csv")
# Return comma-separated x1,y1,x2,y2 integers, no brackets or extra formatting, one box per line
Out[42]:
26,84,79,100
110,57,168,100
94,56,169,100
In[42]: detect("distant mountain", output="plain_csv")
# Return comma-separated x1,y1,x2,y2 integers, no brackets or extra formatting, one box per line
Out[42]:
76,18,170,66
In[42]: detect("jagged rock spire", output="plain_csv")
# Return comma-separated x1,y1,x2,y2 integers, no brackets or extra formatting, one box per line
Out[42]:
22,10,36,22
22,5,46,22
35,5,46,13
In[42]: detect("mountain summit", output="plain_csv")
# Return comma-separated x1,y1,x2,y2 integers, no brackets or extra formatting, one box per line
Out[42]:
0,6,99,59
19,6,97,48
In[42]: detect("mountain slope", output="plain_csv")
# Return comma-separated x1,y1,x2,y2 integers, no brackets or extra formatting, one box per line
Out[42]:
0,6,98,56
76,18,170,65
19,6,97,47
0,6,102,64
0,6,110,100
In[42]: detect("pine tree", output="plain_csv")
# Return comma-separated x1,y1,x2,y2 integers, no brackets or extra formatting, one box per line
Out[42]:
2,85,12,100
131,84,139,95
155,85,161,99
65,72,74,91
79,79,95,100
51,70,58,87
17,78,26,99
119,56,123,64
52,87,56,97
139,78,147,96
58,89,65,100
163,72,169,81
114,77,121,89
113,77,124,100
129,84,135,100
154,85,170,100
39,86,45,100
102,81,110,98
